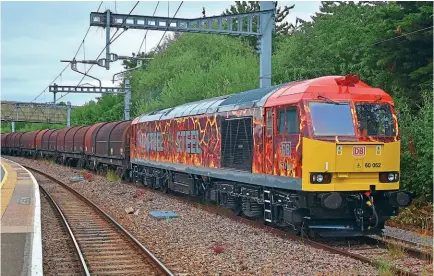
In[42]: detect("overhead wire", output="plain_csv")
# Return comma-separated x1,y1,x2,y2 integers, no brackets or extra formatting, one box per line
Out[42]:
349,25,433,52
43,3,430,103
56,1,140,102
257,25,434,81
155,1,183,50
31,1,104,103
137,1,160,54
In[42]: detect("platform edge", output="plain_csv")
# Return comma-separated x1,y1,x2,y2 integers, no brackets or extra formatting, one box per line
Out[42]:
4,158,43,276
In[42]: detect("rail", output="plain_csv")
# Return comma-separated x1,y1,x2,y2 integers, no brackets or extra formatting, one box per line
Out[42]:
28,166,173,276
161,191,421,276
24,162,426,276
38,184,91,276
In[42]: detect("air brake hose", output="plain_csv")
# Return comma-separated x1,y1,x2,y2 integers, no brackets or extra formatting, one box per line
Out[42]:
369,196,379,229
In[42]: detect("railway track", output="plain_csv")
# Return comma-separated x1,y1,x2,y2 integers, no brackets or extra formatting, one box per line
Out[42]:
161,192,432,276
315,236,432,260
365,236,432,260
25,162,431,276
317,236,432,275
31,167,173,276
40,189,84,275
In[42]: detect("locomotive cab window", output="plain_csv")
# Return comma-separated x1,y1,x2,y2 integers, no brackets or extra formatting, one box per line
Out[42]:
355,103,396,136
266,110,273,136
278,107,299,134
309,102,355,136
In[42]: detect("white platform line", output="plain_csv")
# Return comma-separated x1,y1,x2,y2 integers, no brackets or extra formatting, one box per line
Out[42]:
4,158,43,276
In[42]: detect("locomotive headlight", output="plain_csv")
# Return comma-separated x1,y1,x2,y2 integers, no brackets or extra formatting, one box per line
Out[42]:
387,173,395,182
310,173,332,184
379,172,399,183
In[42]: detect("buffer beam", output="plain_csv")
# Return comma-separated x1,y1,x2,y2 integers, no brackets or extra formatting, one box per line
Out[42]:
90,9,274,37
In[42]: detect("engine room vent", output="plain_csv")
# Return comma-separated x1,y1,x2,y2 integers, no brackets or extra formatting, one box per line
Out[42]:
221,117,253,172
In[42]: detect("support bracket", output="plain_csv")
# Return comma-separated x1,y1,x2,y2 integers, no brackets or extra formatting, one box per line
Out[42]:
112,57,154,83
61,59,102,87
49,84,124,94
90,2,276,88
90,9,274,37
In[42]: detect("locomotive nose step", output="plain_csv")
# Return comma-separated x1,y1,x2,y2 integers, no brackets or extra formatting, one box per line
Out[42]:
263,190,272,223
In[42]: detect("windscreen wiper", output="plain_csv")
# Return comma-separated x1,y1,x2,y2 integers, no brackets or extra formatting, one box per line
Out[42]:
317,95,343,105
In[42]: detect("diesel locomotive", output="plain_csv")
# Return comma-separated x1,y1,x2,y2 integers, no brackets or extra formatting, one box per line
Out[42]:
1,75,412,237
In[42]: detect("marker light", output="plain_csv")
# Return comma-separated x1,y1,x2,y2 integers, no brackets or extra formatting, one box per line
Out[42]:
310,173,332,184
379,172,399,183
387,173,395,182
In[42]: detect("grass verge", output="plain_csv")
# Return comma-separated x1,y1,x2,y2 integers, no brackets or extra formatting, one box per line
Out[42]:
107,169,121,182
386,197,433,236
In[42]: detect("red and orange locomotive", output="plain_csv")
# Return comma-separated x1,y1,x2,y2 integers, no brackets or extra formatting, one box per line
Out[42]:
130,75,411,236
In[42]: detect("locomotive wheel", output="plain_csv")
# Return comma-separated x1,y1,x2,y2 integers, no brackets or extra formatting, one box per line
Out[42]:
232,203,242,216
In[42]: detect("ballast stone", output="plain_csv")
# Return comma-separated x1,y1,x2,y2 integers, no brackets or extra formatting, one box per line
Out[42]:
125,207,134,214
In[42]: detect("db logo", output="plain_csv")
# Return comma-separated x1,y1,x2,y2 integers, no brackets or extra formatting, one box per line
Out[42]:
353,146,366,157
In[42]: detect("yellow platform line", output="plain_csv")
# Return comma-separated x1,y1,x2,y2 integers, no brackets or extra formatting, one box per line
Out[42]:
1,159,17,217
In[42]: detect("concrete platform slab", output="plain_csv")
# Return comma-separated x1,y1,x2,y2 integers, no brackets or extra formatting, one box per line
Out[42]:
0,157,43,276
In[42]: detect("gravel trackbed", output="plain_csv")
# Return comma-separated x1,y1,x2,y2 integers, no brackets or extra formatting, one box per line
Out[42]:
14,157,379,276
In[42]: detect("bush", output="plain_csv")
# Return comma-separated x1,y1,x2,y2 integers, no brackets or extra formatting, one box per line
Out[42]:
388,197,433,235
396,90,433,200
106,169,121,182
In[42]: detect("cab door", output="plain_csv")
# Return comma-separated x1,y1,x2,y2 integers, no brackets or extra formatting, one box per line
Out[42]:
275,106,300,177
264,108,275,174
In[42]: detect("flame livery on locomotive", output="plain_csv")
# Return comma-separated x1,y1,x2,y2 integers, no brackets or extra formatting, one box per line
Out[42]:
129,75,411,237
1,75,412,237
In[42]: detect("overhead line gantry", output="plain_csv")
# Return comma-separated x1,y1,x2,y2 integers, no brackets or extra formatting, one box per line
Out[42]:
89,1,275,88
49,1,275,125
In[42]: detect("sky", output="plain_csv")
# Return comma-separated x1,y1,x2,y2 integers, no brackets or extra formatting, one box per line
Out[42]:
1,1,321,106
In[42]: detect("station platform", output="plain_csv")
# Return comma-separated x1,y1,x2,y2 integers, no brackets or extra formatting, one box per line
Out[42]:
1,157,43,276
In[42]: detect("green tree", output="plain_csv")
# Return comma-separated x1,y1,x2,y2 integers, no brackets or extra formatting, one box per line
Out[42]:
223,1,296,35
129,33,258,117
222,1,297,51
395,90,433,200
359,1,433,110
